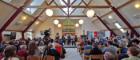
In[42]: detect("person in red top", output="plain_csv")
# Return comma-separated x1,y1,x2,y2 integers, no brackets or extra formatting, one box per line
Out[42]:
17,45,27,59
54,41,62,55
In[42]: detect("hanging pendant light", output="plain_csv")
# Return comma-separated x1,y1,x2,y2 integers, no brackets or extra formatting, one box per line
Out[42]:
86,9,95,18
58,24,62,28
35,21,40,25
75,23,79,27
45,9,53,16
79,19,84,24
53,19,59,25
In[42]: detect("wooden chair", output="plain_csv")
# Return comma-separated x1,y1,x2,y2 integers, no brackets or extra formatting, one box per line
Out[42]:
83,55,91,60
91,55,104,60
41,56,55,60
27,56,41,60
20,57,25,60
83,50,91,60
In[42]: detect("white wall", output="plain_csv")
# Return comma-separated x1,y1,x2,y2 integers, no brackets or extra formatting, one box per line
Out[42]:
75,18,98,37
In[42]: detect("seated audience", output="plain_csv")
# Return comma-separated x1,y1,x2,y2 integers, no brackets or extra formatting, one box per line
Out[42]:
90,43,103,55
2,45,19,60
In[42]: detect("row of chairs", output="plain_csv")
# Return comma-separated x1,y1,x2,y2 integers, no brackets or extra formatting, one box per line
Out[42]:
20,56,55,60
84,55,119,60
83,55,104,60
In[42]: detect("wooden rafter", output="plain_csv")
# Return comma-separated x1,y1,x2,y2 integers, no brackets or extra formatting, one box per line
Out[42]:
26,5,110,8
70,0,77,6
82,0,88,6
62,0,68,6
68,0,70,17
51,15,89,17
70,0,83,15
87,0,93,6
45,0,54,6
54,1,68,15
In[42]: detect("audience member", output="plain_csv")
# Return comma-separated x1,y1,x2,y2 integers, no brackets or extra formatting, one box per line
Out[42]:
2,45,19,60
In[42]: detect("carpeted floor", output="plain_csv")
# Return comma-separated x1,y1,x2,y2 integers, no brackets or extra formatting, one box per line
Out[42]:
62,48,82,60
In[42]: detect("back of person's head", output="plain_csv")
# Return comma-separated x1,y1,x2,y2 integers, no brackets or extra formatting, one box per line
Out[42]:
4,45,16,60
107,41,113,46
28,41,37,55
104,52,115,60
132,39,140,45
28,41,37,49
87,41,91,45
48,43,53,49
20,45,27,50
127,46,140,56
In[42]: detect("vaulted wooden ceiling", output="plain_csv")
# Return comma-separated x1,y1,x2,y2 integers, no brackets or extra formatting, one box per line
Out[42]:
0,0,140,40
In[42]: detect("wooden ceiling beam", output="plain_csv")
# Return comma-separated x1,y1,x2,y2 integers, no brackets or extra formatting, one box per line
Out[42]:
26,5,110,8
70,0,77,6
51,15,92,17
70,0,83,15
54,1,68,15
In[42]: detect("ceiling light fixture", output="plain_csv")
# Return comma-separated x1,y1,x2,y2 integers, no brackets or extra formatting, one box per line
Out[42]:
53,19,59,25
21,16,27,20
79,19,84,24
58,24,62,28
75,23,79,27
108,15,113,19
35,21,40,25
135,3,140,8
45,9,53,16
86,9,95,18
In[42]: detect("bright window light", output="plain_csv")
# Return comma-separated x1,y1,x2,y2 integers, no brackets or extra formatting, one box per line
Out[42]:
108,15,113,19
60,0,74,15
25,0,44,14
2,0,12,3
114,22,122,29
114,22,126,33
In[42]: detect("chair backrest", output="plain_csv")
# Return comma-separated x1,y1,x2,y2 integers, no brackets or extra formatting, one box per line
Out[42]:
84,49,91,54
27,56,41,60
91,55,104,60
20,57,25,60
41,56,55,60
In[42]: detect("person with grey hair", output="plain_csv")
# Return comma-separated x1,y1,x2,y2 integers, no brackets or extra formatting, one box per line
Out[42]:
104,52,116,60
